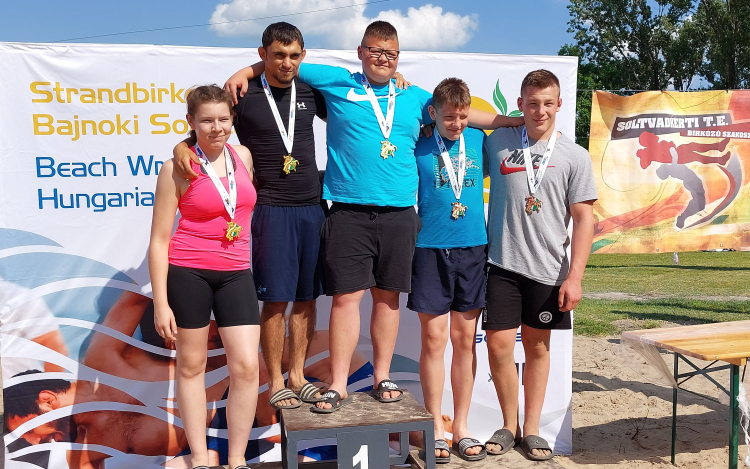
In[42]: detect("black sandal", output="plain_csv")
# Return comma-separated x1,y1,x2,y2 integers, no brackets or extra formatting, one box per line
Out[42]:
268,388,302,410
311,390,353,414
485,428,516,455
371,379,403,403
519,435,554,461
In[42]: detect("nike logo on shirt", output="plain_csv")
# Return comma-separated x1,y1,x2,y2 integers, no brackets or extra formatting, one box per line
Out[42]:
346,87,404,102
499,156,555,175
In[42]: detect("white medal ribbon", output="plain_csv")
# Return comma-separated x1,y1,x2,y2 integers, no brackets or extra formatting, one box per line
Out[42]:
434,131,466,201
261,72,296,155
194,144,237,220
521,126,557,195
361,74,396,140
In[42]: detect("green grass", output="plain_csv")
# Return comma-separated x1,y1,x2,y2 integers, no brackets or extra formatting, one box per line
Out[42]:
575,252,750,336
583,251,750,297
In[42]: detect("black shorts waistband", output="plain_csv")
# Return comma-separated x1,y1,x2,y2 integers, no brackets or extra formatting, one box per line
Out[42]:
330,202,412,214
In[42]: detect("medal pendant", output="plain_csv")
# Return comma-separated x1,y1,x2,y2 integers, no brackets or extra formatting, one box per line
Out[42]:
524,196,543,215
283,154,299,174
380,140,397,159
225,221,243,241
451,201,468,220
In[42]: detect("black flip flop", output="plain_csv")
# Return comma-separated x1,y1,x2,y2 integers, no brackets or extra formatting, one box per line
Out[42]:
269,388,302,410
485,428,516,455
452,437,487,461
311,390,353,414
371,379,403,403
519,435,554,461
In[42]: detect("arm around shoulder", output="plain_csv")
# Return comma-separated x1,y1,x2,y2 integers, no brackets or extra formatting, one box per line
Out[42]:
173,138,200,179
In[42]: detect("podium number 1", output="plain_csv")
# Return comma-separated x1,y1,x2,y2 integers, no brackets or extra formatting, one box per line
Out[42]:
353,444,368,469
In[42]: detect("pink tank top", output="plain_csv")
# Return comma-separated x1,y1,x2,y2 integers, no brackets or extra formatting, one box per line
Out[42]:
168,144,256,270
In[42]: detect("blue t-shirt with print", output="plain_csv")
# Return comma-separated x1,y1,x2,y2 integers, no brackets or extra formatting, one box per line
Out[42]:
415,127,488,249
299,63,432,207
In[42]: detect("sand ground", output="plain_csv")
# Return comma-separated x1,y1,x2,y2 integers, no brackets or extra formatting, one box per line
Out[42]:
556,335,749,468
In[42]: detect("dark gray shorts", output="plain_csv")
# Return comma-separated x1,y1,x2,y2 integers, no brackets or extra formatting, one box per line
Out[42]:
321,203,421,295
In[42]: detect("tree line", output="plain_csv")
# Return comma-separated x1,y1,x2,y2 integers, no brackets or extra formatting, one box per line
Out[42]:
558,0,749,149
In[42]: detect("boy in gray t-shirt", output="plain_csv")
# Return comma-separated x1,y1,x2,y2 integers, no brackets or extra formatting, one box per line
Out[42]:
480,70,597,461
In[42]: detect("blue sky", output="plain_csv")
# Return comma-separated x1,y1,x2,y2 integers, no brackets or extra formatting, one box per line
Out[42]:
0,0,574,56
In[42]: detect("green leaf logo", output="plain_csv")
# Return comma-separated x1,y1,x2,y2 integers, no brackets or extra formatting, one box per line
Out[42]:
509,110,523,117
493,80,507,115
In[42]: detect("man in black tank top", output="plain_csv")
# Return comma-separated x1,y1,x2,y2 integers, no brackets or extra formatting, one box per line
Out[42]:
174,23,327,410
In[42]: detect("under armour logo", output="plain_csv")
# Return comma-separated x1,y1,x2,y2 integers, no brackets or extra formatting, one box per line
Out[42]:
296,102,307,110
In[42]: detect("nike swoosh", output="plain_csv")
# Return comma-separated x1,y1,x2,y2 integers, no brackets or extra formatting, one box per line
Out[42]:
346,88,370,101
346,87,403,102
499,157,555,175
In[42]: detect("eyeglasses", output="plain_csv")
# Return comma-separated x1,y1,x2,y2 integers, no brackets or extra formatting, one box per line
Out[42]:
362,46,400,61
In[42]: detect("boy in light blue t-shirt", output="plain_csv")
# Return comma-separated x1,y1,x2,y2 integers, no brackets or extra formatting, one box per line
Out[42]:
409,78,487,463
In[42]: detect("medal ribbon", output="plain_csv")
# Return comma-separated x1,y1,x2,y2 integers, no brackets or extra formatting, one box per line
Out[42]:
521,126,557,195
261,72,296,155
434,132,466,201
194,144,237,220
361,74,396,140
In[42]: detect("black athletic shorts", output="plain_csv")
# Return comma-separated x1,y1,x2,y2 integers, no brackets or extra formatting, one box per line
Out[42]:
321,203,421,295
166,264,261,329
407,245,487,315
483,265,571,331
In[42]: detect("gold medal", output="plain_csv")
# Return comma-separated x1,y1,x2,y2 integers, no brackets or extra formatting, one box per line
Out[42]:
225,221,242,241
380,140,397,159
283,154,299,174
524,196,542,215
451,201,467,220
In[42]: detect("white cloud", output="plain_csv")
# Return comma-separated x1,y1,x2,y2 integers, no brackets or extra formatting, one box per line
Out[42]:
209,0,478,51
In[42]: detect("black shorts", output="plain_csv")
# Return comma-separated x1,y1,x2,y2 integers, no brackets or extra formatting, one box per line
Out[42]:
251,204,325,302
407,245,487,315
483,265,571,331
321,203,421,295
166,264,261,329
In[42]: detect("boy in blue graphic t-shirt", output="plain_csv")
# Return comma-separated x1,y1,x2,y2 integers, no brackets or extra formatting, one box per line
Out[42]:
409,78,487,463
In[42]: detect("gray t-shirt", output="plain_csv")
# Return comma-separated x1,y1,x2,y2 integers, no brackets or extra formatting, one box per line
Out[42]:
483,126,598,285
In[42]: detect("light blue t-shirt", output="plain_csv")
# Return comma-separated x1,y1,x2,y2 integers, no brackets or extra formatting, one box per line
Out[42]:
299,63,432,207
415,127,488,248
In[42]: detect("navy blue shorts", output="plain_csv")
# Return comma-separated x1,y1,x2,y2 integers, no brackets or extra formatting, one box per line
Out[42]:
407,245,487,315
251,204,325,302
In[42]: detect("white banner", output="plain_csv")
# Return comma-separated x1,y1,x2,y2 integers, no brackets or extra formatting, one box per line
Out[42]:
0,42,577,468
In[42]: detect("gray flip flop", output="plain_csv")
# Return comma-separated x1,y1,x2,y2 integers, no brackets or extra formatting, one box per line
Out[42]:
520,435,554,461
485,428,516,455
452,437,487,461
295,382,324,403
269,388,302,410
435,439,451,464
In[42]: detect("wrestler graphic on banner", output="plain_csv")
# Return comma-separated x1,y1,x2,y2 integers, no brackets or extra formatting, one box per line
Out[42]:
635,131,742,229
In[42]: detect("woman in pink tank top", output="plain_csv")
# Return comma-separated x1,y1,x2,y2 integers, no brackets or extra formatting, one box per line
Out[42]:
148,85,260,469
